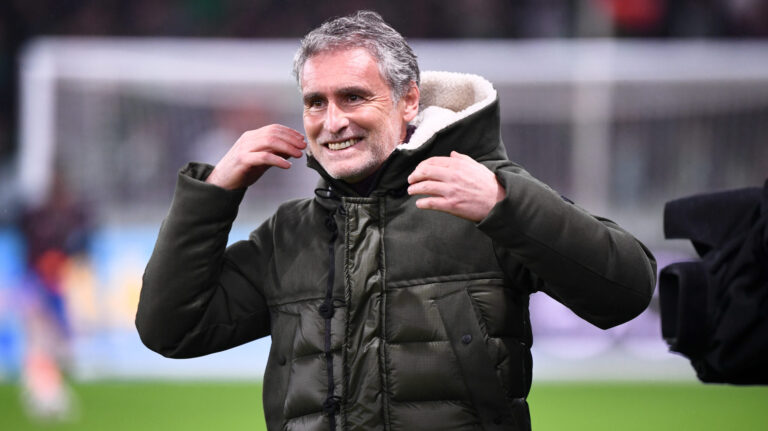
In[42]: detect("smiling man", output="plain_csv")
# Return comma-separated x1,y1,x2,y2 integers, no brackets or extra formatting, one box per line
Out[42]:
136,11,657,431
301,46,418,184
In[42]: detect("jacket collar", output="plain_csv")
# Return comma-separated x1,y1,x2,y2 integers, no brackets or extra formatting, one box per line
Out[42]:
309,71,507,199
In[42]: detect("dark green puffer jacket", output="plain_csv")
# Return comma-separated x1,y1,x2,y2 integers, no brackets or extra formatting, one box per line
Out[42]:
136,71,657,431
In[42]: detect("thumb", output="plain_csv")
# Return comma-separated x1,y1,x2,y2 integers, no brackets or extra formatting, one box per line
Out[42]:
450,151,473,161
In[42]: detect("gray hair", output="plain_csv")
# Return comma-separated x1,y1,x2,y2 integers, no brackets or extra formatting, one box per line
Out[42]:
292,10,420,101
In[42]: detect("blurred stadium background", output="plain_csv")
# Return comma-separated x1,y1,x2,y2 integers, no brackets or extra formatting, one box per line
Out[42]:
1,1,768,430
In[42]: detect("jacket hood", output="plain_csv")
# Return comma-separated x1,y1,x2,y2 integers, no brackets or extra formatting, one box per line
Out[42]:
400,70,497,152
309,71,507,197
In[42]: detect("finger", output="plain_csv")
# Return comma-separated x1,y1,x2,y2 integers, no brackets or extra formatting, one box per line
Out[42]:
450,151,474,161
263,129,307,150
240,128,306,151
407,180,452,198
414,196,451,212
255,138,305,159
408,163,459,185
243,151,292,170
416,156,456,168
265,124,307,143
273,129,307,149
416,196,485,222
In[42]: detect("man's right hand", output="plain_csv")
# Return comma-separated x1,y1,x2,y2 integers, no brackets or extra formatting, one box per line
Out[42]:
205,124,306,190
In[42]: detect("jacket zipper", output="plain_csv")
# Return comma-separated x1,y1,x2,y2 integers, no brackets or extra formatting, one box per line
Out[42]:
320,208,341,429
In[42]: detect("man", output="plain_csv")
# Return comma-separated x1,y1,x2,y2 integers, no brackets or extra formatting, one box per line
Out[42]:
136,11,656,431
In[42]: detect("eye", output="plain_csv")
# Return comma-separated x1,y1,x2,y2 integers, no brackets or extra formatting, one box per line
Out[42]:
306,98,326,110
345,94,364,104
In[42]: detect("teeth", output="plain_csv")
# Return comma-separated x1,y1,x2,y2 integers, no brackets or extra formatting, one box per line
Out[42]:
327,139,358,151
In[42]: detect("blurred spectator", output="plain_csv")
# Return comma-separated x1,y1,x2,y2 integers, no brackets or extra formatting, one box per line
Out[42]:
18,170,93,421
723,0,768,36
597,0,666,35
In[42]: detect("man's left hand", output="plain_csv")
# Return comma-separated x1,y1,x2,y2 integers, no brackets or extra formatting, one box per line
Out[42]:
407,151,505,222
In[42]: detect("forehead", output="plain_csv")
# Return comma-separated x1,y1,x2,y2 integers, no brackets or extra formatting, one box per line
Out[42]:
300,47,389,94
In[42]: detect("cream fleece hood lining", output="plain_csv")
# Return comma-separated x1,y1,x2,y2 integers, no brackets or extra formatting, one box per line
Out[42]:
398,71,497,152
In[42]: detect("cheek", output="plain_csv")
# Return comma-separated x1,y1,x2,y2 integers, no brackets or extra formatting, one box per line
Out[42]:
303,117,321,140
355,109,390,134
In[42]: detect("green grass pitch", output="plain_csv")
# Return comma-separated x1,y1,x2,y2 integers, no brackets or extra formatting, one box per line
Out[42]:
1,381,766,430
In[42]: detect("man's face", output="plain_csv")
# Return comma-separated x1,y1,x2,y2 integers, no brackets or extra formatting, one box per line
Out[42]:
301,47,418,183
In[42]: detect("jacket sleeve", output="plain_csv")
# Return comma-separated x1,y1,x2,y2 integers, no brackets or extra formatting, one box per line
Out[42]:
135,163,272,358
477,162,657,329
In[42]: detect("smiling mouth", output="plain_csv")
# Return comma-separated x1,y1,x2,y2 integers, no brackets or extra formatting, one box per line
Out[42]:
326,138,361,151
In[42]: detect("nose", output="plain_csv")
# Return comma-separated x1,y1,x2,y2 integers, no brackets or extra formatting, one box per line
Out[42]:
324,102,349,134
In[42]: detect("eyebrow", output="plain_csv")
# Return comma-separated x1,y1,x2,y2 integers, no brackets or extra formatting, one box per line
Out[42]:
337,86,374,98
302,86,374,104
302,92,324,104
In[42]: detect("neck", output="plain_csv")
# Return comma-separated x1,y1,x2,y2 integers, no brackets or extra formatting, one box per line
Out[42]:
345,125,416,197
347,168,380,197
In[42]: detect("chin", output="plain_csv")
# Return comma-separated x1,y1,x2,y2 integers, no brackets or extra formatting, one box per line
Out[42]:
320,159,359,179
328,166,374,183
331,171,366,183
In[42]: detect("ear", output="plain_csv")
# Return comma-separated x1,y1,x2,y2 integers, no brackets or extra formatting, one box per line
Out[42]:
401,81,420,123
